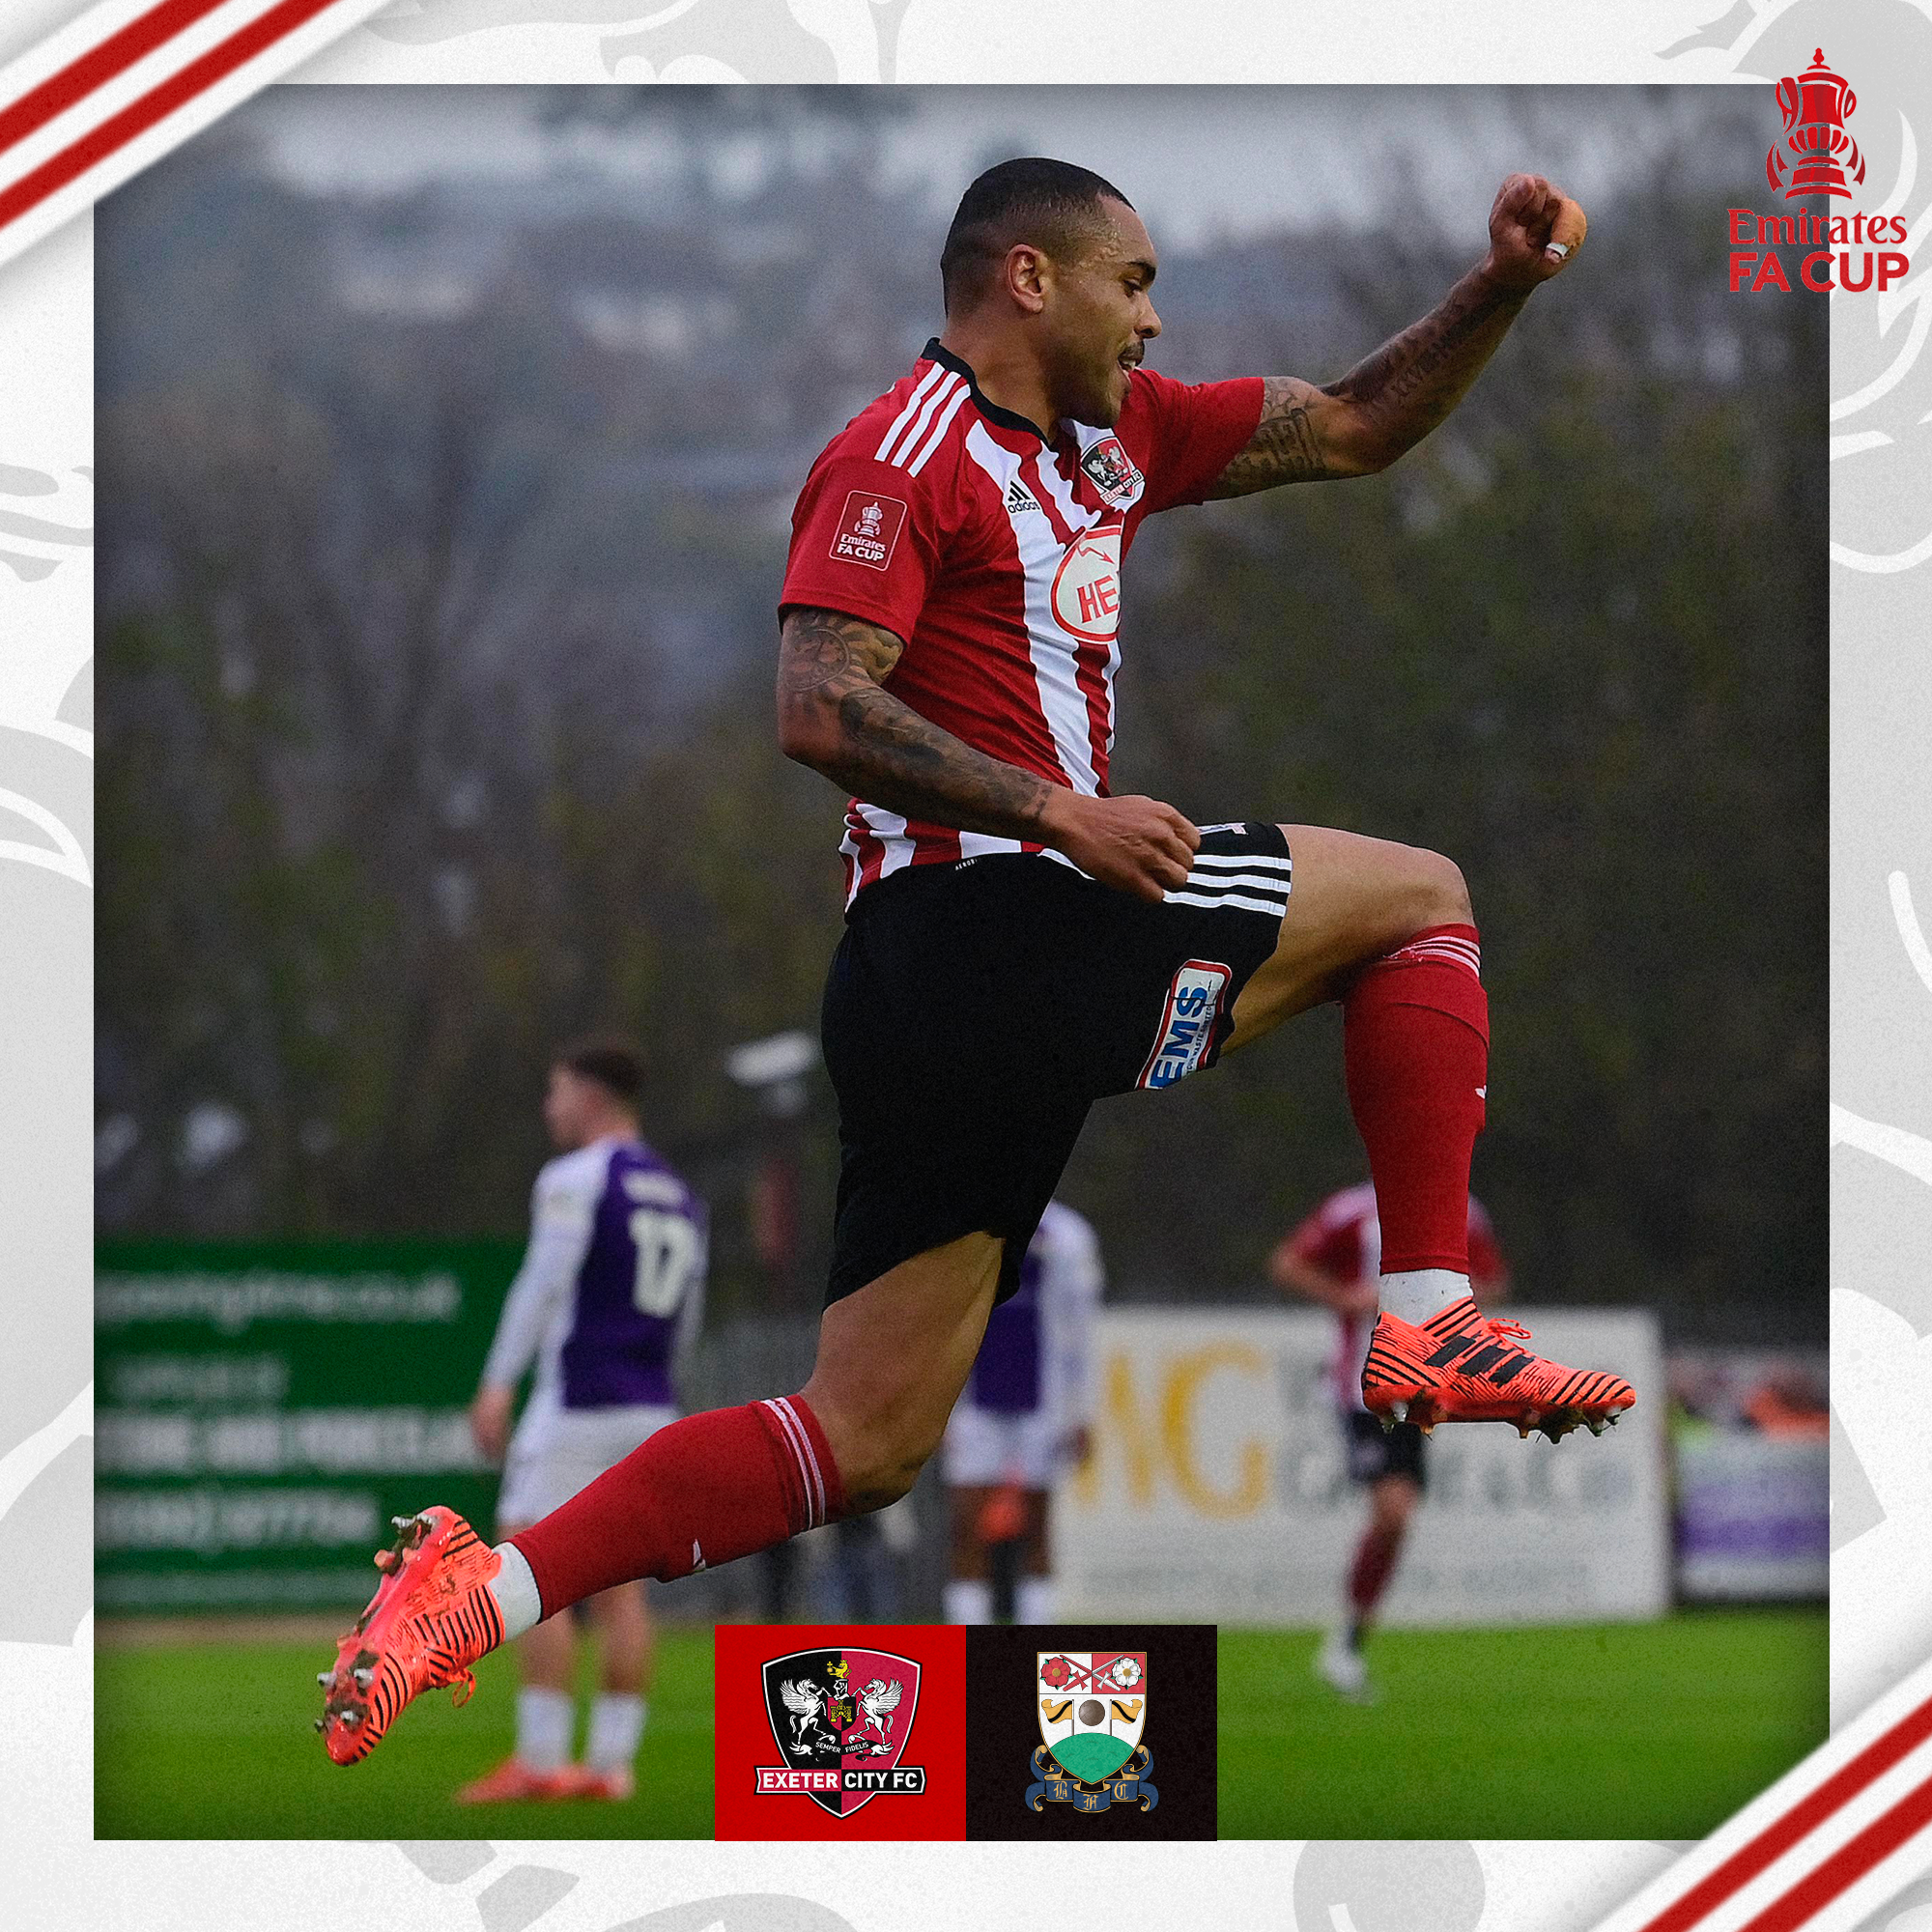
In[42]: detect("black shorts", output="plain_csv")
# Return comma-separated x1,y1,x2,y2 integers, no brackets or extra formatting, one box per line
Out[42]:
819,823,1291,1306
1344,1408,1428,1489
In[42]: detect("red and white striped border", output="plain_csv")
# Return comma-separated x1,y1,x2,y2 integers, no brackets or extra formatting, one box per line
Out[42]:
1589,1646,1932,1932
0,0,388,270
3,4,1929,1924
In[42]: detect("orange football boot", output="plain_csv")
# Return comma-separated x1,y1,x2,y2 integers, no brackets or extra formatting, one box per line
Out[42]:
315,1507,505,1766
453,1757,579,1804
553,1764,637,1801
1361,1296,1635,1442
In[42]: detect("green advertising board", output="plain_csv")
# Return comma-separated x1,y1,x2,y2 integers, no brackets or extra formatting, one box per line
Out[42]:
96,1240,523,1614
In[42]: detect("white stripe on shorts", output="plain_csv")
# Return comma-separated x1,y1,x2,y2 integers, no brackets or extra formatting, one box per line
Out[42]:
1189,850,1293,875
1165,889,1290,917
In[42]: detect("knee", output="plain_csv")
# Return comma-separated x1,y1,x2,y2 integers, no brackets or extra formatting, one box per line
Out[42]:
842,1456,923,1516
816,1408,939,1517
1374,1480,1419,1536
1406,847,1471,930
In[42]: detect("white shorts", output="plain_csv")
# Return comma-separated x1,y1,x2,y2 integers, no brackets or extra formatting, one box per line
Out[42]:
497,1389,678,1526
942,1402,1062,1490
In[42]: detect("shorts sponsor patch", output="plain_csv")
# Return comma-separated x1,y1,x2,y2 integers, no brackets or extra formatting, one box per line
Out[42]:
1137,958,1232,1090
830,490,909,571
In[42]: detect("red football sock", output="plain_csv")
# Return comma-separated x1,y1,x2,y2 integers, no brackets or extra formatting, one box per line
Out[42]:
1343,923,1489,1274
510,1395,846,1618
1349,1520,1404,1618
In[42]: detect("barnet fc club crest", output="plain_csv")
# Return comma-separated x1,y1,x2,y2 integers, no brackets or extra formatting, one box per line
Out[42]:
757,1648,926,1817
1027,1651,1158,1813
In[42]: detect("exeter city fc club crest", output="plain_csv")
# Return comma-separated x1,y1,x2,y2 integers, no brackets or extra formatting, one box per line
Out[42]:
1077,433,1146,511
1027,1651,1159,1814
757,1648,926,1817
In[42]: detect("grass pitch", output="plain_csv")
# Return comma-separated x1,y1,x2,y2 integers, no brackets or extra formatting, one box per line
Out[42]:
96,1621,715,1839
98,1607,1826,1839
1217,1607,1829,1839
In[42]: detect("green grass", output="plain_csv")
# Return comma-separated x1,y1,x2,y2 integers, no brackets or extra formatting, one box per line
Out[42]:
96,1626,715,1839
1217,1607,1829,1839
99,1608,1827,1839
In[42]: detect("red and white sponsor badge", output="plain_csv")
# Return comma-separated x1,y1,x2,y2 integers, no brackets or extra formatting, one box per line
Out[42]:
829,491,909,571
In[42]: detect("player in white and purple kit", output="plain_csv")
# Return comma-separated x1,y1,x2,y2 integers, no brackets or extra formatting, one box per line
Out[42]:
941,1200,1100,1625
459,1041,706,1804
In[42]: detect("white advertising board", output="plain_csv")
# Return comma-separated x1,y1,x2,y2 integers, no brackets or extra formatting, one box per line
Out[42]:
1057,1306,1668,1627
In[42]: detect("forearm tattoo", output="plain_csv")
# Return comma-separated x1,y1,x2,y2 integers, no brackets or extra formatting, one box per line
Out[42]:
1211,265,1530,496
1332,270,1526,440
777,608,1055,838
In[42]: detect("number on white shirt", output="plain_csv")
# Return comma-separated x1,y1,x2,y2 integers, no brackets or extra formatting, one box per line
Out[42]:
630,1208,700,1318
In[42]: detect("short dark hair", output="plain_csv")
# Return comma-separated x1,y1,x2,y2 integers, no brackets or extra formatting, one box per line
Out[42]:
939,156,1135,313
555,1037,644,1107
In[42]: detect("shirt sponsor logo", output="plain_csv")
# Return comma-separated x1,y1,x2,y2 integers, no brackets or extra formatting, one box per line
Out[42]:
1051,525,1124,643
1078,433,1146,510
1138,959,1232,1090
1006,478,1040,515
830,490,908,571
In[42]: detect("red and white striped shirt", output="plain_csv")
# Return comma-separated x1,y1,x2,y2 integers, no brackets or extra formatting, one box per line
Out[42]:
780,339,1263,905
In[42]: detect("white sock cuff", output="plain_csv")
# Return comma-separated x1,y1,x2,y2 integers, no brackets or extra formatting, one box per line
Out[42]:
585,1692,648,1772
1378,1267,1470,1326
1014,1576,1056,1625
516,1686,575,1772
943,1579,994,1625
489,1541,545,1641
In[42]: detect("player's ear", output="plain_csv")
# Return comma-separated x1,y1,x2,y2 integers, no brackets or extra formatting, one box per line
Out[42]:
1006,242,1049,316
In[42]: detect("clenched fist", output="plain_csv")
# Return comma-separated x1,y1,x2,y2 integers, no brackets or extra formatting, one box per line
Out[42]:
1484,173,1587,294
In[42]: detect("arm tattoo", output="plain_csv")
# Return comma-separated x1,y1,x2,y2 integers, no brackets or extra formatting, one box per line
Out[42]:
1332,270,1525,434
777,607,1056,838
1208,378,1333,497
777,606,902,694
1210,263,1530,496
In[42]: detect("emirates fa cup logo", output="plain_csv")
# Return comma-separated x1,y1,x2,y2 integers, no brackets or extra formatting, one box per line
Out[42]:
1766,48,1866,200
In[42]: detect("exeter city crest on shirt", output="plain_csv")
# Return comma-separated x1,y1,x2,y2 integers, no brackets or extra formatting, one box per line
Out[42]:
1076,432,1146,511
1028,1651,1158,1813
757,1647,926,1817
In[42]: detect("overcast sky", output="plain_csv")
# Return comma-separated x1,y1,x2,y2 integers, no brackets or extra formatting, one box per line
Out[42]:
249,85,1735,245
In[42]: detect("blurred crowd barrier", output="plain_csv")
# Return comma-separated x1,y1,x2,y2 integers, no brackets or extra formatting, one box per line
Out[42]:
1667,1347,1829,1603
1059,1308,1672,1628
94,1245,1820,1620
93,1239,934,1619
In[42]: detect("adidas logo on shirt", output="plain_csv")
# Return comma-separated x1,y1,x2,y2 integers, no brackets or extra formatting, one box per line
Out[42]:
1006,479,1040,515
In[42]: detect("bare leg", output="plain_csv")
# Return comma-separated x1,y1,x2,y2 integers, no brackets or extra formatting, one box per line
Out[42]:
1226,825,1471,1048
500,1231,1004,1623
1019,1491,1052,1577
1350,1472,1421,1643
1013,1491,1056,1623
583,1582,652,1698
949,1485,998,1581
802,1230,1006,1511
498,1520,575,1692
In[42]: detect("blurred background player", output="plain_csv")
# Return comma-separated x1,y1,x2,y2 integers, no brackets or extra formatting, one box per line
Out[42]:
457,1040,706,1803
941,1199,1101,1625
1272,1181,1508,1700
